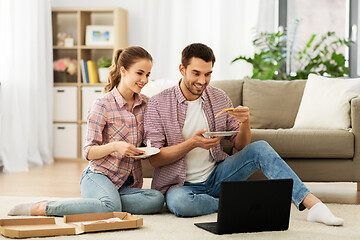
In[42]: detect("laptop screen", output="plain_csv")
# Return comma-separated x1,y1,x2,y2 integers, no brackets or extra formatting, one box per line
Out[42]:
217,179,293,234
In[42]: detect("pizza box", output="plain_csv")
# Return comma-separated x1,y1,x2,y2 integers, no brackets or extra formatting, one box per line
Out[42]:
0,212,143,238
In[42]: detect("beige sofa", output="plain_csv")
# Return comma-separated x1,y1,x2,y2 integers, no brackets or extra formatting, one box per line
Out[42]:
142,78,360,189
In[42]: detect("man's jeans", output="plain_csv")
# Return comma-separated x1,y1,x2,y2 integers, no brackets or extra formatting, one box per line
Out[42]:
166,140,310,217
45,167,164,216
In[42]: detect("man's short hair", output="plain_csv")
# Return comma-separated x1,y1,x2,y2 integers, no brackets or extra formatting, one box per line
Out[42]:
181,43,216,68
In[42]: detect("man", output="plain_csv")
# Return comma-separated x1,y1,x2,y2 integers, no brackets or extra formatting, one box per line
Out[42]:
144,43,343,226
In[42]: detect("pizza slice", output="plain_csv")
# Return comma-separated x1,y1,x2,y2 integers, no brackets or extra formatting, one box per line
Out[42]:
215,107,234,118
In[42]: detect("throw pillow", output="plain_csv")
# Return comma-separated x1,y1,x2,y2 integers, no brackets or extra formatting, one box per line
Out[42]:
242,78,306,129
141,79,178,98
293,74,360,130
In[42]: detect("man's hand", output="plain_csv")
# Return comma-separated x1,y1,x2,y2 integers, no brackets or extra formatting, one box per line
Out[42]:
227,106,250,123
191,129,221,150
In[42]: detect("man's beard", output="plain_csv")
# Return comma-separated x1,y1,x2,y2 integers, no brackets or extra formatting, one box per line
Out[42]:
184,80,206,96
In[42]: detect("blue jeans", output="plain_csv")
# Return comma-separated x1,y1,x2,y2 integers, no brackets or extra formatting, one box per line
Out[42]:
166,140,310,217
45,167,164,216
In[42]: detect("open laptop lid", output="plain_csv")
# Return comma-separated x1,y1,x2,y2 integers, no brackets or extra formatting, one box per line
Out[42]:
216,178,293,234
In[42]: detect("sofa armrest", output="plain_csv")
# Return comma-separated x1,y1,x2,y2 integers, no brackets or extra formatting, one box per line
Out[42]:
351,97,360,179
351,97,360,136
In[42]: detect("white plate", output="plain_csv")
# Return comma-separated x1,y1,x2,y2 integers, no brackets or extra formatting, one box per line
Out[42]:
202,131,239,138
129,147,160,159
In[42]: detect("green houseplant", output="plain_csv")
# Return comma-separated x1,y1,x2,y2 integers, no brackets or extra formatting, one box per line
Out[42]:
232,27,353,80
98,57,112,68
97,57,112,83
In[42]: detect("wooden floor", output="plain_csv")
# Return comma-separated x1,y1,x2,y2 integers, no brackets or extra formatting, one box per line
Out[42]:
0,161,359,204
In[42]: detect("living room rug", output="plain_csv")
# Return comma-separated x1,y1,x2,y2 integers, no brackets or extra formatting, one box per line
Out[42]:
0,196,359,240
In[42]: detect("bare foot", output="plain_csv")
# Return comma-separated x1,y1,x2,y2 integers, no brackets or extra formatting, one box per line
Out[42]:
30,201,47,216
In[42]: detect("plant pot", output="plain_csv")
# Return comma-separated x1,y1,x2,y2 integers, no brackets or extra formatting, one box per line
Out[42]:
98,68,110,83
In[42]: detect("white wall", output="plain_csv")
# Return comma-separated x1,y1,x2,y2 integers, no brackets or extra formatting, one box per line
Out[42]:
51,0,268,81
0,83,2,167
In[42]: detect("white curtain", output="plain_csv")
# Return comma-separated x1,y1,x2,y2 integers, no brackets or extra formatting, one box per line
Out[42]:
0,0,53,172
144,0,260,81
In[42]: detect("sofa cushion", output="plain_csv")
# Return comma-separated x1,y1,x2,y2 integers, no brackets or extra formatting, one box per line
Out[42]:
243,78,306,129
210,80,243,107
251,129,354,158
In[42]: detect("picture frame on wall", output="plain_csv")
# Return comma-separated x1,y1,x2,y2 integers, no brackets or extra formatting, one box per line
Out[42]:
85,25,114,46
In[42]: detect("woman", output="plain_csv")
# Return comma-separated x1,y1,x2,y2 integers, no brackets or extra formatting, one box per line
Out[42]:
9,46,165,216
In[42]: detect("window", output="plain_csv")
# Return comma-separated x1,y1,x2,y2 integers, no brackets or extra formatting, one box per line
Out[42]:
279,0,358,77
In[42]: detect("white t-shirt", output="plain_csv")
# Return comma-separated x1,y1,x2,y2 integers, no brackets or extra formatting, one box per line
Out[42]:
182,98,216,183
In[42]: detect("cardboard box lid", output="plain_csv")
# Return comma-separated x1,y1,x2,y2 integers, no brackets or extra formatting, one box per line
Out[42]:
0,212,143,238
0,217,75,238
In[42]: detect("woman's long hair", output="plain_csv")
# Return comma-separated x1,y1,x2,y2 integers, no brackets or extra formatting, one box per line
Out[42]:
104,46,153,93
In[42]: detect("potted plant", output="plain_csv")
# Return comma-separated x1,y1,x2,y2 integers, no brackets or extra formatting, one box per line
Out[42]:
232,22,353,80
97,57,112,83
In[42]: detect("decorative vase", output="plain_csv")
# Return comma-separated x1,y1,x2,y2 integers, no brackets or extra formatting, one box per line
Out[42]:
62,72,70,82
54,71,77,83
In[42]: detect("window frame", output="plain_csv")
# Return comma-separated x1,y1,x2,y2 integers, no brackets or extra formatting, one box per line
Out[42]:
349,0,358,77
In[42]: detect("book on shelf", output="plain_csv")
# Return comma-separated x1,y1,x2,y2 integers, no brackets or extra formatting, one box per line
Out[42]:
87,60,99,84
80,59,89,83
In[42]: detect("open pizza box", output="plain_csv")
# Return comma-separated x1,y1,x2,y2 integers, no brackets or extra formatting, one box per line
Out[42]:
0,212,143,238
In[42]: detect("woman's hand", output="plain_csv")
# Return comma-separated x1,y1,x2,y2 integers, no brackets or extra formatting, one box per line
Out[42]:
111,141,144,157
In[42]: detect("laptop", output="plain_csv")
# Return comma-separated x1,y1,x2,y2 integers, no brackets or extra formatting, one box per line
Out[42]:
194,178,293,235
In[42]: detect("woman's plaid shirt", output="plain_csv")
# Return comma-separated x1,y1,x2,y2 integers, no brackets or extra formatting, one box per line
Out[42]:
83,87,148,189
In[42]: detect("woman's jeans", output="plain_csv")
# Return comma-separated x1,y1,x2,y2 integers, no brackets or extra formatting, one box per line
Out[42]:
45,168,164,216
166,140,310,217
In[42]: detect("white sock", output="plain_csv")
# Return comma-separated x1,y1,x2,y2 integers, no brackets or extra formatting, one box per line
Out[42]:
307,202,344,226
8,202,34,216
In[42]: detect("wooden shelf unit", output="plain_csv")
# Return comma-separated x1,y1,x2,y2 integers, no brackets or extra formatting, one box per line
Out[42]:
52,8,128,161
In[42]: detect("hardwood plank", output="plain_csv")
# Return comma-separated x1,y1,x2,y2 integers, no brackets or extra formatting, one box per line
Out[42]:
0,162,87,198
0,162,359,204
